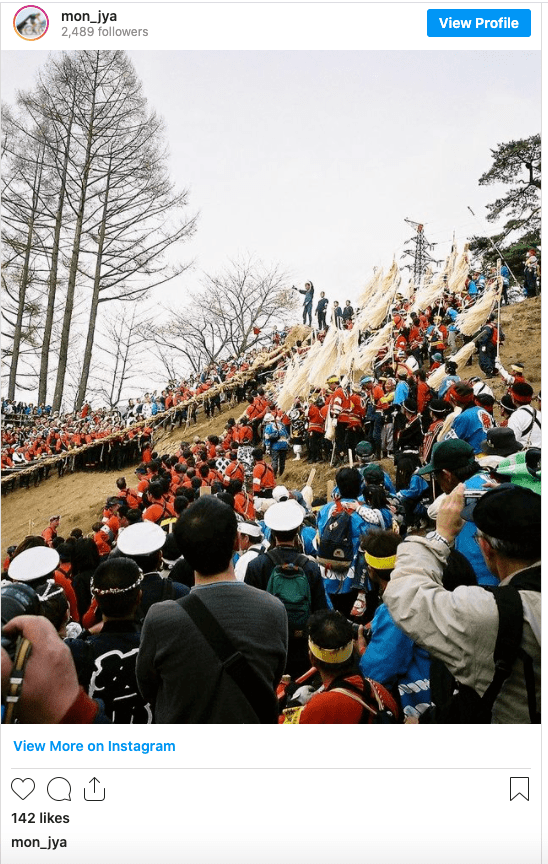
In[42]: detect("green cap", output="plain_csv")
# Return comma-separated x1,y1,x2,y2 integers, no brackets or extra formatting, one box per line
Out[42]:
356,441,373,458
417,439,475,476
361,463,384,484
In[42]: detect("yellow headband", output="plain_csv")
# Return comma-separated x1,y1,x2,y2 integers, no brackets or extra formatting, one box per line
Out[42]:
308,638,353,664
364,551,397,570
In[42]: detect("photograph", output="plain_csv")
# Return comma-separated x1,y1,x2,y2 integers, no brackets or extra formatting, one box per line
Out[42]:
1,48,541,726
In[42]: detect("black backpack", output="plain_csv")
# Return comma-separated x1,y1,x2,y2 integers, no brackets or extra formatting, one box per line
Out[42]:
317,503,354,570
421,567,540,724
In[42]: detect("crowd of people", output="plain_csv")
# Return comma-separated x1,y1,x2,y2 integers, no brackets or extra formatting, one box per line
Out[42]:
0,345,287,487
1,261,541,726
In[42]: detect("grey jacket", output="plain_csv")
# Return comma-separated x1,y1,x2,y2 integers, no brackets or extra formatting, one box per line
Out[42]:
383,536,540,723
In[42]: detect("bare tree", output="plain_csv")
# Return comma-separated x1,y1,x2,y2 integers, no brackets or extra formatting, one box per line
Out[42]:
1,108,49,399
88,305,155,408
2,50,196,411
154,257,297,373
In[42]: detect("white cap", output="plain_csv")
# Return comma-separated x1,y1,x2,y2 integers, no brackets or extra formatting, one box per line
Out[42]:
272,485,290,502
237,521,263,539
8,547,60,583
263,413,274,423
264,501,304,532
116,521,166,556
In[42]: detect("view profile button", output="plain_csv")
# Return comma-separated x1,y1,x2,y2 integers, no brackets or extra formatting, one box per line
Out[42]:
510,777,530,801
427,9,531,37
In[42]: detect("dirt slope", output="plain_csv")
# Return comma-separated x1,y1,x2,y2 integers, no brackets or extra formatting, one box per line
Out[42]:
2,296,540,556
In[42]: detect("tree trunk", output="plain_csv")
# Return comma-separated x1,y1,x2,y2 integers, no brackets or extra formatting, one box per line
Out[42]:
52,58,99,413
74,154,111,411
7,149,44,400
38,83,76,405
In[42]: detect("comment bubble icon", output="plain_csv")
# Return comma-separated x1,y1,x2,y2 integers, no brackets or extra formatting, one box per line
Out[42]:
47,776,71,802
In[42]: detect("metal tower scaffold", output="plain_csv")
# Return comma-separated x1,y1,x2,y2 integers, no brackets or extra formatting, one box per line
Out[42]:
401,219,440,287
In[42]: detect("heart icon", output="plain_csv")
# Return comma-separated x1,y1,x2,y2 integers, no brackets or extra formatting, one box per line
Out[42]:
11,778,35,800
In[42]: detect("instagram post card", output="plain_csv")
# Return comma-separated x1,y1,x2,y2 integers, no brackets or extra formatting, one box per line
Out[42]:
0,3,542,862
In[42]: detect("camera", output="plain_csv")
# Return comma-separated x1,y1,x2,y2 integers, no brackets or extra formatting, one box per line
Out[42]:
463,489,486,505
1,582,41,661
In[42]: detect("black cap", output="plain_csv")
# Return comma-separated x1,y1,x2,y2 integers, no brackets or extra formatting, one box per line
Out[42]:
402,397,417,414
461,483,540,553
480,427,522,458
429,398,452,415
499,395,516,413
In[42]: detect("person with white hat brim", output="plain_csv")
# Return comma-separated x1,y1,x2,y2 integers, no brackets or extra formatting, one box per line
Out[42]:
7,545,80,624
8,547,60,584
245,501,328,678
115,522,188,617
234,522,267,582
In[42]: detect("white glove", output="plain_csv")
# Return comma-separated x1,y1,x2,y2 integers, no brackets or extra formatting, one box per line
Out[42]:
291,684,318,705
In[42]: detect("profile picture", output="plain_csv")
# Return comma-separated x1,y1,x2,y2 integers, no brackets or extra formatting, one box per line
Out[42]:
14,6,48,40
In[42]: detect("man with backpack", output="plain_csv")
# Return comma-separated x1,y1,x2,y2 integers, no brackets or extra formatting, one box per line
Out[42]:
245,500,327,678
384,483,540,723
315,467,376,616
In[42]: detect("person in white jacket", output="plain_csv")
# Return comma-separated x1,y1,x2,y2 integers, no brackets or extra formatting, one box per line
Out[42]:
506,383,541,448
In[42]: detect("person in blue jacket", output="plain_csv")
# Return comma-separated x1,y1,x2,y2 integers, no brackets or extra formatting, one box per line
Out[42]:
263,412,290,477
437,361,460,398
360,461,396,496
294,281,314,326
417,438,497,586
445,382,494,454
357,529,432,720
315,467,380,615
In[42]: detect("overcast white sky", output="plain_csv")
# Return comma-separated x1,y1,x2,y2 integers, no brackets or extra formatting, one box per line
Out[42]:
1,49,540,405
2,50,540,310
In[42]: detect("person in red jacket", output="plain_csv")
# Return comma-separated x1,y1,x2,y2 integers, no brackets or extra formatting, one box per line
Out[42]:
41,515,60,548
116,477,141,510
223,451,245,487
415,369,432,414
234,420,253,446
252,447,276,498
307,396,326,463
327,376,353,465
229,479,256,520
102,499,122,540
92,522,112,557
143,482,176,523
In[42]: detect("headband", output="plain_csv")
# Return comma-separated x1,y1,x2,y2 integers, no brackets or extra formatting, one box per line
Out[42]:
363,551,397,570
35,579,65,602
91,572,143,596
308,637,353,664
